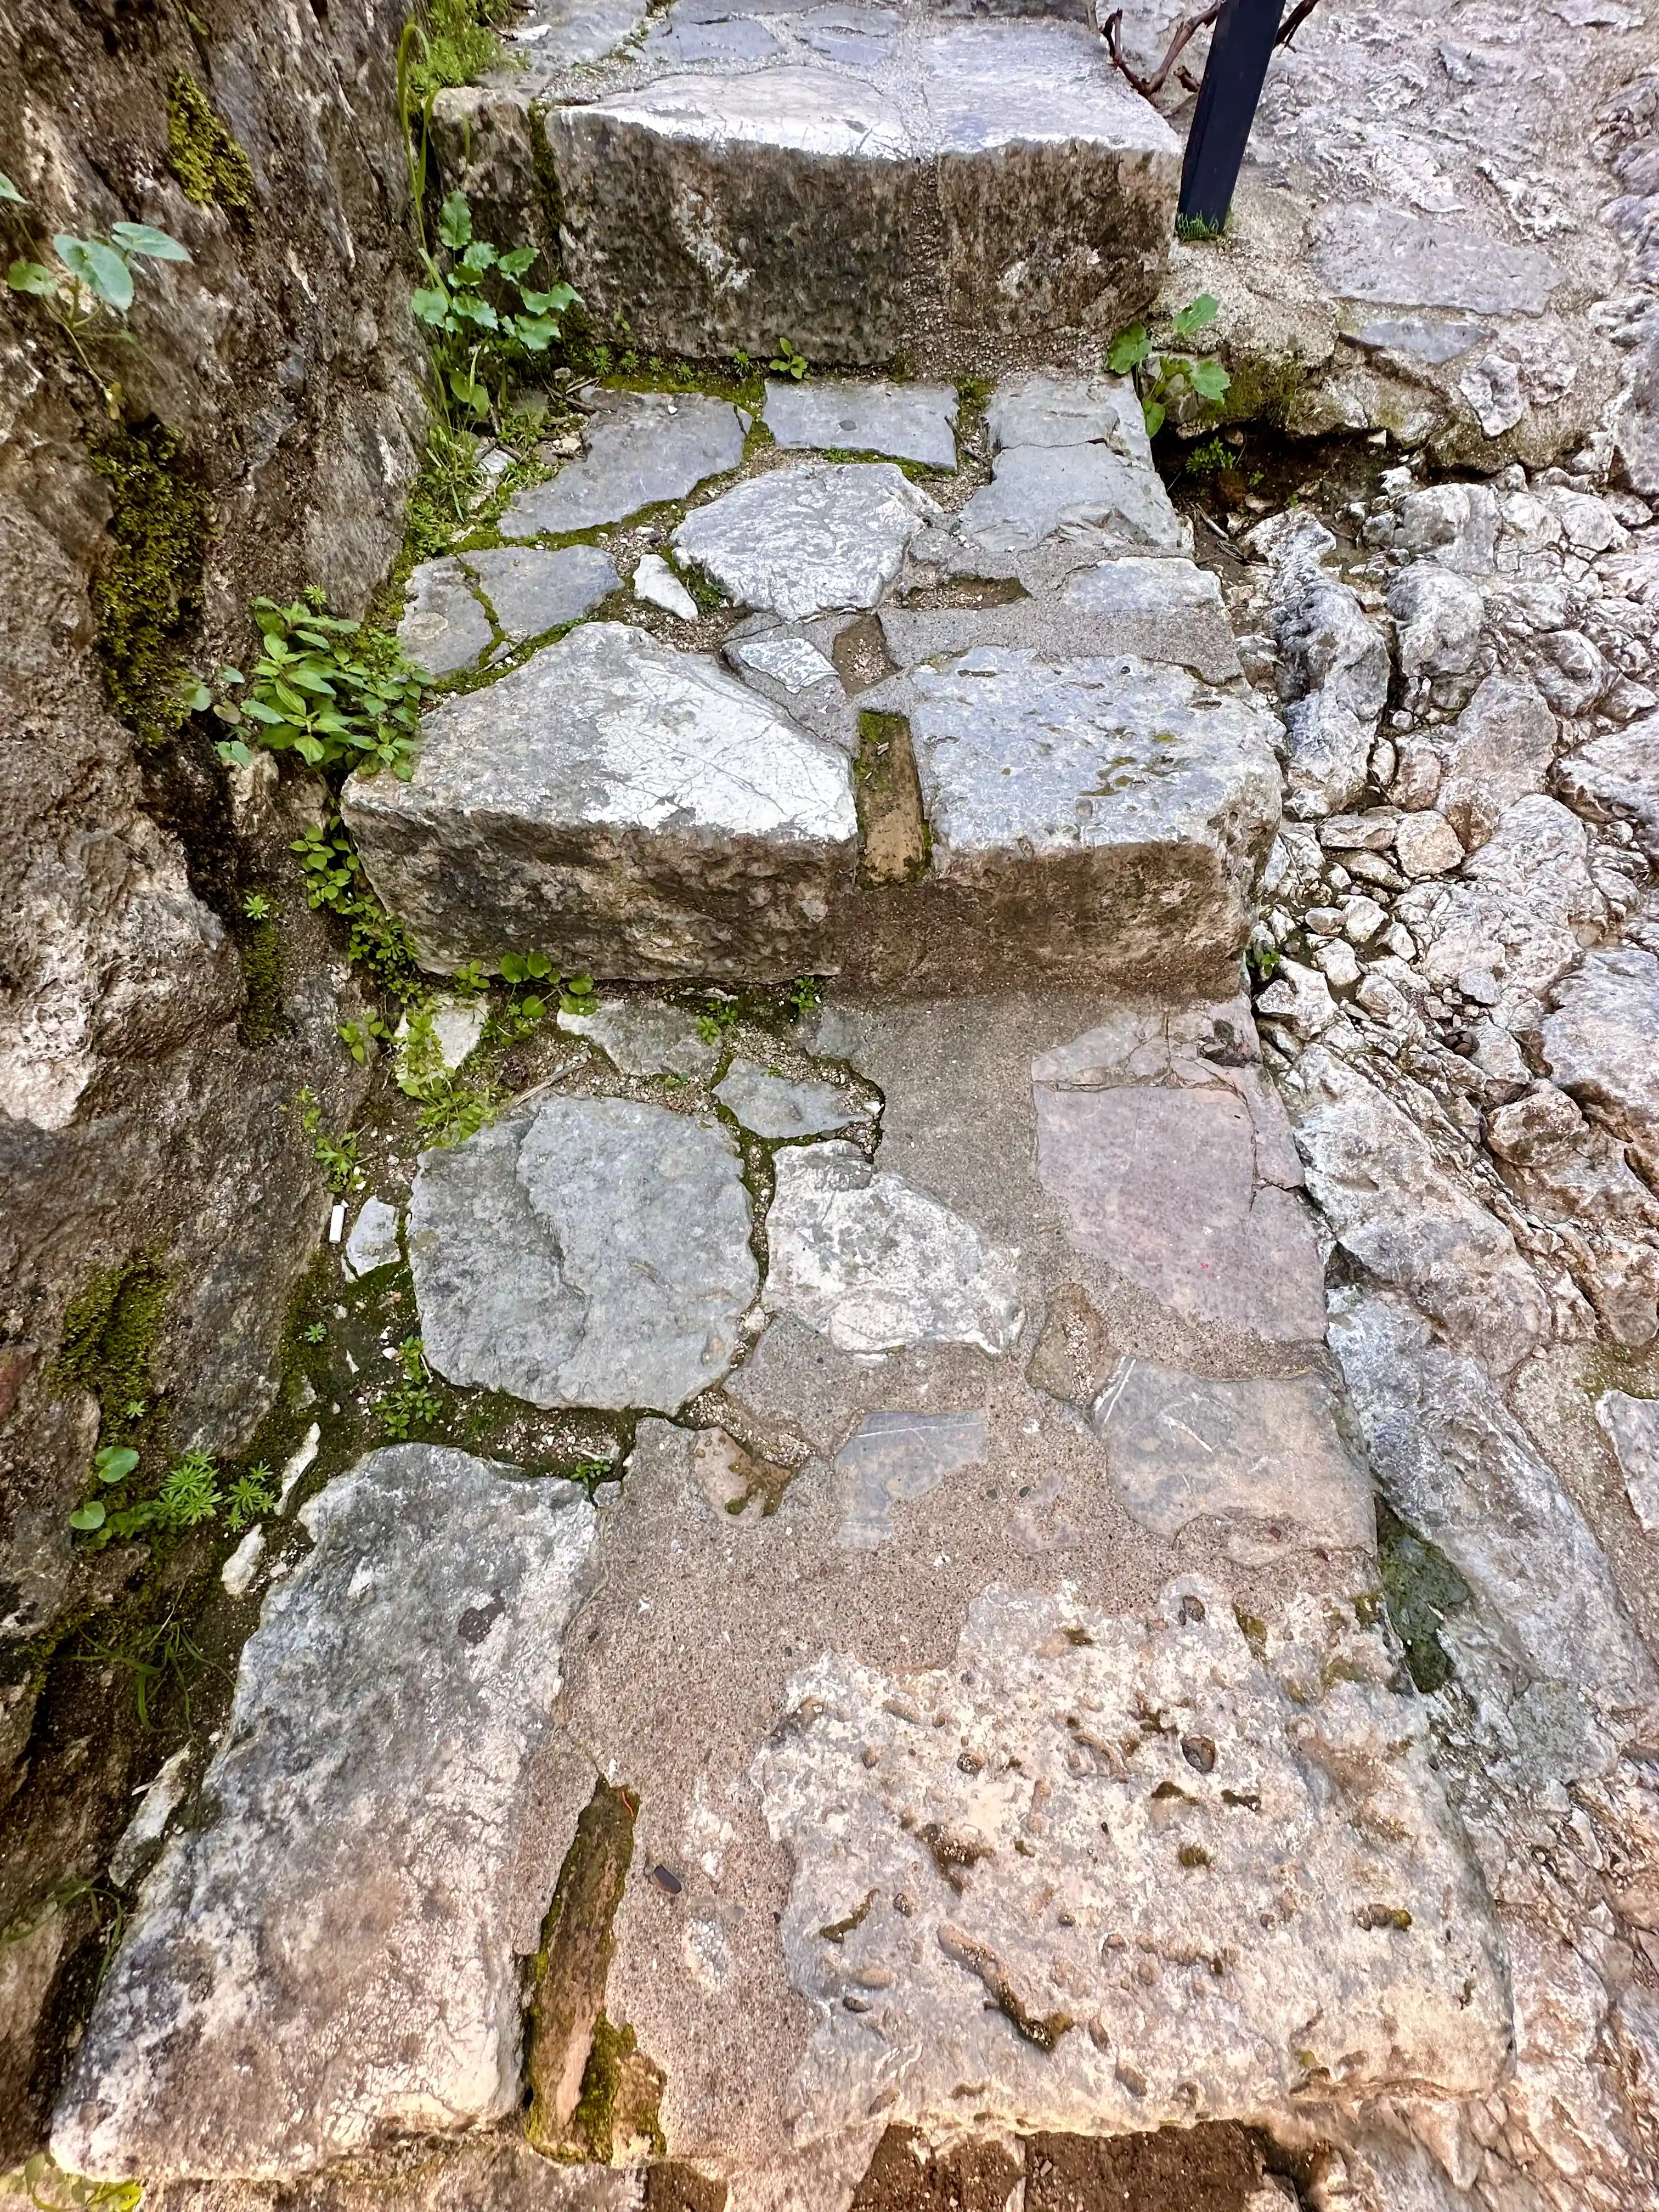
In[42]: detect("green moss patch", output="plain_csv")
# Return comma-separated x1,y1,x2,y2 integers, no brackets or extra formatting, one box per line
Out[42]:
89,422,208,747
166,74,255,216
1376,1498,1469,1693
235,919,285,1047
54,1258,168,1442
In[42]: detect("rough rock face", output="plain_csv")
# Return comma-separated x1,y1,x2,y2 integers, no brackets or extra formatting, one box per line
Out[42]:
53,1449,597,2179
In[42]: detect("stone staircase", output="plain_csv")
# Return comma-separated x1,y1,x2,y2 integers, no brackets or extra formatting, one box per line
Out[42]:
45,16,1560,2209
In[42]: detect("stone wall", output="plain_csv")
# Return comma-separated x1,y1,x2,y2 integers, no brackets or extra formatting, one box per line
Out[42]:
0,0,426,2149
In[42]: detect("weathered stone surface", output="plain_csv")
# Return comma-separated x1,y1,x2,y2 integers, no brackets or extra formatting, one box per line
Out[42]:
408,1098,757,1412
1440,673,1556,849
904,649,1280,990
731,631,839,695
761,377,958,467
1555,718,1659,864
834,1408,988,1548
1056,556,1241,682
1313,201,1563,314
1599,1392,1659,1533
986,370,1152,458
1330,1293,1656,1703
398,556,494,679
466,545,619,641
1286,1046,1549,1375
343,623,857,981
764,1141,1021,1356
1393,809,1465,880
53,1448,596,2180
1258,514,1389,820
500,392,745,536
633,551,698,622
755,1580,1510,2145
957,436,1185,560
1540,948,1659,1189
714,1059,856,1138
672,461,940,618
544,24,1179,364
1389,562,1483,680
557,995,722,1080
342,1195,400,1280
1093,1361,1375,1559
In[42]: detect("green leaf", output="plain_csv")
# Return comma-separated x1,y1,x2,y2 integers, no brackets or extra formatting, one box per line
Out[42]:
57,233,134,311
69,1500,107,1532
212,699,244,724
217,665,245,685
110,220,193,263
513,313,556,352
520,283,576,315
7,257,56,295
449,370,489,415
1142,396,1166,438
1170,292,1220,339
1107,324,1150,375
518,995,545,1020
184,680,211,712
437,191,472,250
270,678,309,714
95,1444,140,1483
0,173,25,205
294,734,326,765
500,952,527,983
497,246,537,279
216,737,255,768
243,697,287,725
1189,358,1232,402
461,239,498,272
565,970,592,994
453,293,499,331
411,286,451,323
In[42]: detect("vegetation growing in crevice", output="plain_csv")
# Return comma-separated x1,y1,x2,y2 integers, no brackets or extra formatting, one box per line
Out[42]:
1376,1499,1470,1693
88,422,208,746
404,0,518,99
166,74,255,216
235,900,286,1046
53,1259,167,1449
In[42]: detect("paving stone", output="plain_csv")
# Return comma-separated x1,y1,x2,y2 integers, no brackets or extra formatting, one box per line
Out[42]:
714,1058,856,1137
504,0,647,69
53,1447,597,2180
343,623,858,981
1539,947,1659,1189
556,995,723,1080
1054,556,1241,681
764,1141,1022,1355
755,1579,1510,2145
1092,1360,1375,1561
1312,201,1564,315
672,461,940,619
633,550,698,621
500,392,746,536
408,1097,758,1412
730,632,840,695
957,440,1185,560
1286,1046,1550,1377
342,1195,400,1280
1331,1292,1656,1702
986,370,1152,458
398,557,493,679
834,1407,988,1548
545,23,1178,363
762,377,958,467
1597,1390,1659,1532
903,649,1280,992
465,545,619,641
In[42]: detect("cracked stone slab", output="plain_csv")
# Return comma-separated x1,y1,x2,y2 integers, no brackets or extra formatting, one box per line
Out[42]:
902,649,1280,994
761,377,959,467
500,392,746,536
1092,1361,1375,1561
556,995,722,1080
545,24,1178,364
1598,1391,1659,1533
833,1407,988,1548
764,1140,1022,1355
957,439,1186,561
986,370,1153,459
1539,947,1659,1189
342,623,857,981
730,631,840,696
53,1447,597,2181
465,545,619,641
714,1057,857,1138
672,461,941,619
1312,201,1563,315
408,1096,758,1412
398,556,495,680
754,1579,1510,2148
1555,717,1659,866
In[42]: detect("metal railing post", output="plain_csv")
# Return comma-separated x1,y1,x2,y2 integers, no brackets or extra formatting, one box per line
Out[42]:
1177,0,1286,235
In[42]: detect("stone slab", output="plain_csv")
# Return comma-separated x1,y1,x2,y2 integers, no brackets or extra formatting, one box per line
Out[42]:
833,1406,988,1547
1540,947,1659,1189
53,1448,596,2180
343,623,858,982
342,1195,400,1280
673,461,940,618
986,370,1153,460
1092,1360,1375,1560
500,393,746,537
761,377,958,467
1312,201,1563,315
408,1097,758,1412
466,545,619,641
398,557,494,680
731,631,840,694
714,1058,857,1137
957,440,1185,560
557,996,723,1080
1555,716,1659,865
1598,1390,1659,1532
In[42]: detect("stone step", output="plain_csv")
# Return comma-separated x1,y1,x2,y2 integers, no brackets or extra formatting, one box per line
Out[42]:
434,8,1180,367
345,372,1282,1000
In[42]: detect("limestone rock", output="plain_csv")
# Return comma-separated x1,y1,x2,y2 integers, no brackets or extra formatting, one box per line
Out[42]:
986,371,1152,458
1261,515,1389,820
1598,1391,1659,1533
53,1447,597,2180
1393,810,1465,880
1395,483,1502,575
342,623,858,981
500,391,746,535
1440,673,1556,850
398,557,493,680
1286,1046,1549,1375
834,1408,988,1548
557,995,722,1080
1056,556,1242,682
465,545,619,642
1312,201,1562,316
672,461,941,619
342,1195,400,1280
1330,1293,1656,1703
1555,718,1659,865
958,408,1185,560
633,551,698,622
714,1059,856,1139
764,1141,1021,1356
1541,948,1659,1189
1093,1361,1375,1559
755,1581,1510,2147
761,378,958,469
730,633,839,696
1389,563,1483,680
408,1097,758,1412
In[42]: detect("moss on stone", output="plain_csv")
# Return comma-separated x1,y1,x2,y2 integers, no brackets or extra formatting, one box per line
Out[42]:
1376,1498,1469,1693
569,2014,667,2162
1220,349,1310,433
235,920,285,1047
54,1258,168,1440
166,74,255,216
89,423,208,747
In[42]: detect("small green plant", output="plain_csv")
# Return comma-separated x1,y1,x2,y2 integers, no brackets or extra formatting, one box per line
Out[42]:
199,591,424,781
302,1321,328,1344
4,178,191,413
1184,434,1230,476
1246,939,1282,985
157,1449,222,1527
295,1085,364,1191
403,0,515,99
9,2149,144,2211
291,816,424,1002
227,1465,278,1531
242,890,273,921
379,1336,445,1440
730,348,752,377
559,970,597,1018
339,1013,393,1065
1107,294,1231,438
75,1610,213,1726
166,72,256,215
411,191,577,431
416,1078,500,1148
70,1448,222,1544
769,338,808,382
785,976,822,1020
696,996,742,1046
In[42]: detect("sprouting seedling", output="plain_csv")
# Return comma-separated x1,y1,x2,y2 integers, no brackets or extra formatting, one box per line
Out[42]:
4,179,192,414
769,337,808,382
1107,293,1230,437
242,891,272,922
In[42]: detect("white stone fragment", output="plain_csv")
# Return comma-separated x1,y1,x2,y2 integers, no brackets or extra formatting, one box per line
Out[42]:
634,551,699,622
1598,1392,1659,1532
219,1526,265,1598
342,1197,401,1281
278,1423,320,1510
108,1747,191,1891
673,461,941,619
732,634,839,695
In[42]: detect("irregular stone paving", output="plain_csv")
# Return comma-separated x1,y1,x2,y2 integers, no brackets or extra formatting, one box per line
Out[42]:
500,391,746,536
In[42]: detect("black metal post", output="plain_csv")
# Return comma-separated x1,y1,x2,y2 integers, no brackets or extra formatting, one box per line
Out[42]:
1177,0,1286,235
